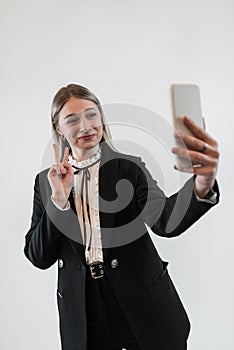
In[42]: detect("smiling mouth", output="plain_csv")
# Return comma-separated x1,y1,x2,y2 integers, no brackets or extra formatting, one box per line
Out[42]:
79,134,96,140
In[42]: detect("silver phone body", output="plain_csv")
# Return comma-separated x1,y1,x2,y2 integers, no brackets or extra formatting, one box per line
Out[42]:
170,83,204,168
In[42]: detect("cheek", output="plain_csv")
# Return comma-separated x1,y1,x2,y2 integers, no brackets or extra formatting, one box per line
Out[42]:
64,129,78,141
97,125,103,137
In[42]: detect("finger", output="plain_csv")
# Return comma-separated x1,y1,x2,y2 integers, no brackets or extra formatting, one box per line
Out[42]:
50,164,62,175
174,164,217,177
182,116,217,145
174,132,204,150
53,144,60,163
62,146,69,164
174,132,219,158
172,147,218,167
50,164,67,175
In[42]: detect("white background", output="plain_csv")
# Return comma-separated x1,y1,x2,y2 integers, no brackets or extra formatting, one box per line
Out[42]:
1,0,233,349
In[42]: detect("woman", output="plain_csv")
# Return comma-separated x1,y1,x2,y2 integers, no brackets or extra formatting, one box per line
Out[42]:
24,84,219,350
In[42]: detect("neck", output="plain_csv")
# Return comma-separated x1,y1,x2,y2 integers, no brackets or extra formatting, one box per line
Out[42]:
70,144,100,162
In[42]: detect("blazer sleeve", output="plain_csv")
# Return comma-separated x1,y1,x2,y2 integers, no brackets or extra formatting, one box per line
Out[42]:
135,157,220,238
23,173,79,269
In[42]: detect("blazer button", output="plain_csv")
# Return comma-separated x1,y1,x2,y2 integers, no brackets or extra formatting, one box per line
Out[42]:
110,258,119,269
58,259,64,268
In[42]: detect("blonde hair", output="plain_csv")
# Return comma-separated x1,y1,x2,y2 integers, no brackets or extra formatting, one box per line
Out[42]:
51,83,118,161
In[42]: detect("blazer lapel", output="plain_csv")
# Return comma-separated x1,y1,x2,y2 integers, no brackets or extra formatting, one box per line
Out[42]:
99,142,119,260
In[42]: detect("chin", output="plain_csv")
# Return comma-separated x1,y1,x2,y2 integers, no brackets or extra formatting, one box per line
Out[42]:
83,142,100,149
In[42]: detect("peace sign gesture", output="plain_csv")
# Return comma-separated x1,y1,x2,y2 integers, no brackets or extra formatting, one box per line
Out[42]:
47,144,74,208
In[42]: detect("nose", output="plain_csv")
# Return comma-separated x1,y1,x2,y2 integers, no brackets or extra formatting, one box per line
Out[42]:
79,116,90,131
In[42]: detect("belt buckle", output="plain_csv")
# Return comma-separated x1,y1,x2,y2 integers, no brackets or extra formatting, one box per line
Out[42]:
90,262,105,279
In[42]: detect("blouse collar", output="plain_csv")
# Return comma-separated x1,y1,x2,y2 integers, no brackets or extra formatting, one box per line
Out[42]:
68,146,101,169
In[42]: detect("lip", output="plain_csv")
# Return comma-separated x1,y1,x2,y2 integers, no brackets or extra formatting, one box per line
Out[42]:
79,134,96,140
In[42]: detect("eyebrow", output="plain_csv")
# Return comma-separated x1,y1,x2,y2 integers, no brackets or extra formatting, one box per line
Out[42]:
64,107,97,120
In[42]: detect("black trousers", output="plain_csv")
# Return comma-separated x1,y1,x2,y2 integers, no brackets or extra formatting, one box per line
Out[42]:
85,264,141,350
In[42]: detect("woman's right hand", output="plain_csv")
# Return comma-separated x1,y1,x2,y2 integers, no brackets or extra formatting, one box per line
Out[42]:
47,144,74,208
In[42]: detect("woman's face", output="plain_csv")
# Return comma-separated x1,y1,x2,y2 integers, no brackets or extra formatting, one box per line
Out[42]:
57,97,103,155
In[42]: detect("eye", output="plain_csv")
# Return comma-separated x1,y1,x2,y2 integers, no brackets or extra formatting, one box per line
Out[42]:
67,117,79,125
87,113,96,119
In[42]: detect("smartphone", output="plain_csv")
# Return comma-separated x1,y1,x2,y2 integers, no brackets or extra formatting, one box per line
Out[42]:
170,83,204,168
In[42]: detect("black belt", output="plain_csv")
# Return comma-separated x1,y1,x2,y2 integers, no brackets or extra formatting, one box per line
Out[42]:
89,262,105,279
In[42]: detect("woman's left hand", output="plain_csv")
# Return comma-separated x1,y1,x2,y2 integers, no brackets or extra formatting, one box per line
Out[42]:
171,115,220,198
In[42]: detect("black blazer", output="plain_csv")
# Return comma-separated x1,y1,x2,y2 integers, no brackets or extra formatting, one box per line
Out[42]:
24,142,219,350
